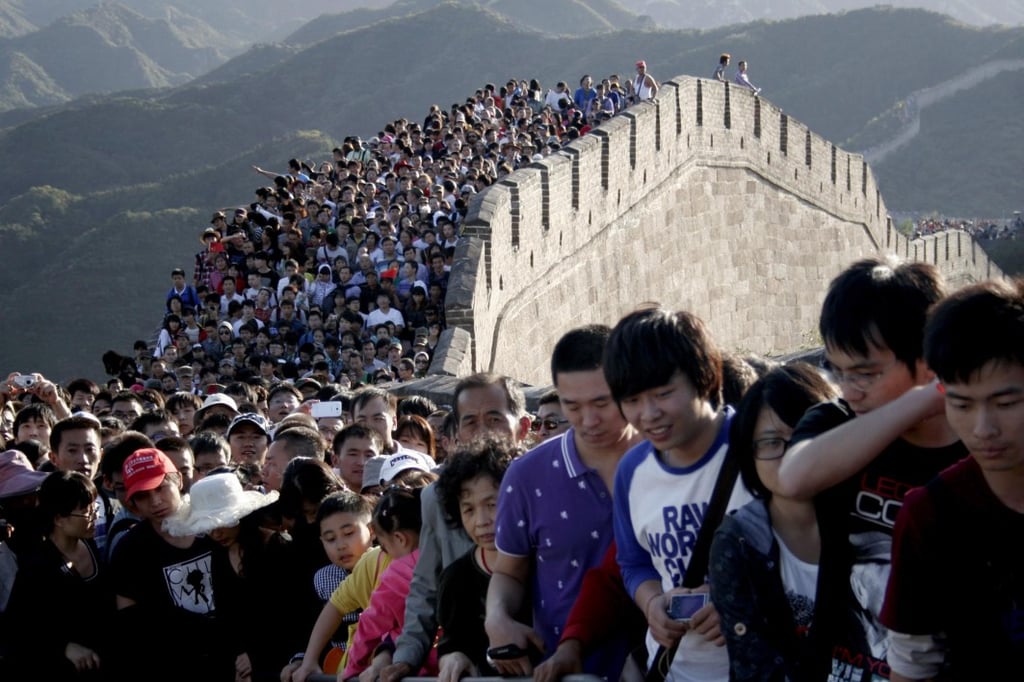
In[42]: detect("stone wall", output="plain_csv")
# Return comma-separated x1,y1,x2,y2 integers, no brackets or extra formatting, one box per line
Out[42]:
436,75,1003,387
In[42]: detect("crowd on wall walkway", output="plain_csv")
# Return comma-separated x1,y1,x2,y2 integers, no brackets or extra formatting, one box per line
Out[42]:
103,67,658,399
911,215,1022,241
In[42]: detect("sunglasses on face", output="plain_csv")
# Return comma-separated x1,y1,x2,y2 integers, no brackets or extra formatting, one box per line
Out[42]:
531,417,569,432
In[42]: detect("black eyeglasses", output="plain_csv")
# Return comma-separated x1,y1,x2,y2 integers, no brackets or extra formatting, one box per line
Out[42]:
820,358,898,392
68,507,98,520
752,437,790,460
532,417,569,432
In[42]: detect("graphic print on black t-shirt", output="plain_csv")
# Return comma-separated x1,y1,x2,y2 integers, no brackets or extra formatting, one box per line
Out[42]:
793,400,967,682
163,552,215,614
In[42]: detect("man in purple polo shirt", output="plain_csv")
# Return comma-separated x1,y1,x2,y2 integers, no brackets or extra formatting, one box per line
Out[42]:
485,325,642,677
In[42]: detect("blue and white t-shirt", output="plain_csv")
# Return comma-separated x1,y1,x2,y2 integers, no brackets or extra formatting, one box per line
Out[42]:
613,408,752,682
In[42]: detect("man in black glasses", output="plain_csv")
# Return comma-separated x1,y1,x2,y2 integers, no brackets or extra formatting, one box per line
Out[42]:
776,257,967,679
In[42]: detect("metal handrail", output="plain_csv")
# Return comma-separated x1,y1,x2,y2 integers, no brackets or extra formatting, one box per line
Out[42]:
303,671,606,675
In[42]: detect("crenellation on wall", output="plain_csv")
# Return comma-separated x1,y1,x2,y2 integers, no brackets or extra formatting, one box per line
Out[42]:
626,102,660,177
544,152,574,230
438,74,1004,386
502,168,544,252
725,86,755,137
568,132,602,212
593,115,632,196
430,327,474,377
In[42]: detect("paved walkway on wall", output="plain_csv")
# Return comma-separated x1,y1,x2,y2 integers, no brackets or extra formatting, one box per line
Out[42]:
861,59,1024,165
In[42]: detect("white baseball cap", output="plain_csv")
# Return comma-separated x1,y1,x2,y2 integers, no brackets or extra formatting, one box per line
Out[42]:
379,451,435,485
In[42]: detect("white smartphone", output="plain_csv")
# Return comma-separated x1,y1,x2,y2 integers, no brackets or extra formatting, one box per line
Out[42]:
310,401,343,419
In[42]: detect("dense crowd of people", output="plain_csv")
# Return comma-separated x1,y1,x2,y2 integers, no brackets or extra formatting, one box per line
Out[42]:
86,65,660,402
911,215,1021,240
2,65,1021,682
2,257,1020,682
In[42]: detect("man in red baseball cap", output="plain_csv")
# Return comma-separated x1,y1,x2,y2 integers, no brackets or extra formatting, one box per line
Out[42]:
110,448,232,678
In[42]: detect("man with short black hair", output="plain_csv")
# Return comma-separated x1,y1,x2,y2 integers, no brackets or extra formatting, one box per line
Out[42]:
100,431,155,559
253,251,280,290
267,384,302,423
130,410,180,442
367,292,405,331
155,435,196,494
49,414,111,550
733,60,760,94
881,278,1024,680
263,427,322,492
11,402,57,448
190,431,230,480
233,299,265,336
109,392,144,425
777,257,966,677
428,254,449,294
166,392,202,437
351,387,402,455
533,389,570,442
167,268,200,311
220,277,244,316
66,378,99,413
486,326,641,678
601,307,751,682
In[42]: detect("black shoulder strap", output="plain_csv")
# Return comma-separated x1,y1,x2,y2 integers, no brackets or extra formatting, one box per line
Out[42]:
683,446,741,588
100,487,116,525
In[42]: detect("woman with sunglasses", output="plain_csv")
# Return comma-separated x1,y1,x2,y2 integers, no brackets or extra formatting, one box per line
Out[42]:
6,471,114,678
709,363,848,681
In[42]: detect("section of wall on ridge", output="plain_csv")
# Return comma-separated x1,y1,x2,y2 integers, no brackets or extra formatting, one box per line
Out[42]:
446,75,1003,387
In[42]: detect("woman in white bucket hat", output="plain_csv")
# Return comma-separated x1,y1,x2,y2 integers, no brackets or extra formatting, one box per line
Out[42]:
165,472,306,681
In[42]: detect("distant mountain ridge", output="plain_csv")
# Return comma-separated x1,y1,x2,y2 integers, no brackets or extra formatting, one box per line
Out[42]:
0,1,34,38
0,5,1018,208
284,0,650,47
0,2,229,111
4,0,1016,116
0,0,380,41
618,0,1024,29
0,0,649,114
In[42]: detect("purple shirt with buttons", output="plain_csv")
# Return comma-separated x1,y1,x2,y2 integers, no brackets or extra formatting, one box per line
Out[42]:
495,428,615,657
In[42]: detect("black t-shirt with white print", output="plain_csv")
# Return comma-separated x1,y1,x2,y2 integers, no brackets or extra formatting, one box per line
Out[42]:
111,521,231,678
790,399,967,681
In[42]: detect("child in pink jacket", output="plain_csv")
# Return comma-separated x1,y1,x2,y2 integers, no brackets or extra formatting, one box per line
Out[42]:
343,486,438,679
